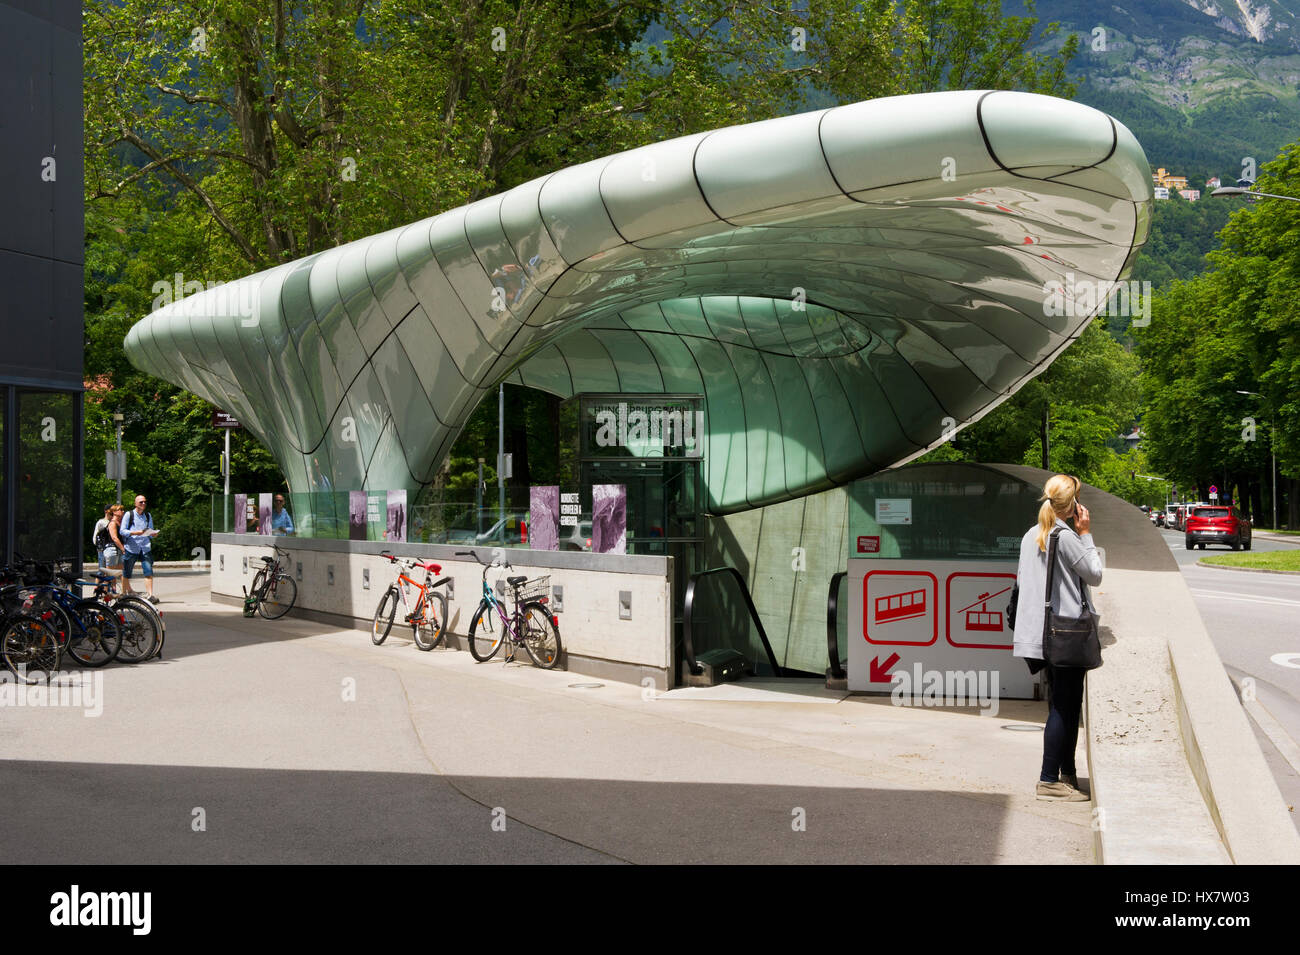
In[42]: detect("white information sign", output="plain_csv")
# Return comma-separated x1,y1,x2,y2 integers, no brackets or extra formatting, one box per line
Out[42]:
848,557,1036,700
875,498,913,525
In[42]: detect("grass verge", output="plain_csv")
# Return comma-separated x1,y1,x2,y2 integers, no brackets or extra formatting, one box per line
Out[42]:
1200,551,1300,572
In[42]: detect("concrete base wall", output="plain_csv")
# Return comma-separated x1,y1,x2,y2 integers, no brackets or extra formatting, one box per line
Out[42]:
210,535,675,688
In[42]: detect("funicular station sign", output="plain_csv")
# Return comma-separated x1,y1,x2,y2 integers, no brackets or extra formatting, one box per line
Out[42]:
846,463,1043,700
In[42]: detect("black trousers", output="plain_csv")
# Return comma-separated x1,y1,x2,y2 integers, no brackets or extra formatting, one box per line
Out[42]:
1040,664,1086,782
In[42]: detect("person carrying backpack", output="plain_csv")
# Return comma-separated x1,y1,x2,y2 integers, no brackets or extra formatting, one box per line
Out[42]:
92,503,114,572
122,494,161,604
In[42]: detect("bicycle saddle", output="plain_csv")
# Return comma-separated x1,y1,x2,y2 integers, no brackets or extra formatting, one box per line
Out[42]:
507,575,527,587
419,562,442,574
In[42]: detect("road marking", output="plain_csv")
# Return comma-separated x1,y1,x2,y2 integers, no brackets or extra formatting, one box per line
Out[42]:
1271,653,1300,670
1238,685,1300,779
1189,589,1300,608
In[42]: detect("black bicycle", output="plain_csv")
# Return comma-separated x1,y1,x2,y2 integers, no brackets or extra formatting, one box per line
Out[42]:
245,546,297,619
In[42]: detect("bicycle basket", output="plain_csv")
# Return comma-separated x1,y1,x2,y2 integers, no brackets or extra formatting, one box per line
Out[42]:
516,575,550,601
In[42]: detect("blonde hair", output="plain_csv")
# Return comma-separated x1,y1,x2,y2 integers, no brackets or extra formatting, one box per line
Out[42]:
1036,474,1080,552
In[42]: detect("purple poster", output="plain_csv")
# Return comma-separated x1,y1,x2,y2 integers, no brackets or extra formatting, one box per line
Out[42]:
529,485,559,551
233,494,247,534
386,489,407,542
258,493,272,535
349,490,367,541
592,484,626,555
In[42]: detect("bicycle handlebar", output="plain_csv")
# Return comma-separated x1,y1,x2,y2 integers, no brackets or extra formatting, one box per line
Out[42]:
455,549,511,569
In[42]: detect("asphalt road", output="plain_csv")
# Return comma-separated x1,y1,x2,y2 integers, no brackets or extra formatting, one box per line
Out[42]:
1156,525,1300,824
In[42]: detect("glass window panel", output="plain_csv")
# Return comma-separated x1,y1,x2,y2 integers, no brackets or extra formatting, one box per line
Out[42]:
15,390,76,561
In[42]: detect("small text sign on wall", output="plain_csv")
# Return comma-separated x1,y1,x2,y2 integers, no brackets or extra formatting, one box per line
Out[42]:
875,498,912,525
560,492,580,527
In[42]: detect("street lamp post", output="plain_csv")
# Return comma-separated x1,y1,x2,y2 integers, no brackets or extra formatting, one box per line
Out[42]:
1237,390,1277,531
112,411,124,504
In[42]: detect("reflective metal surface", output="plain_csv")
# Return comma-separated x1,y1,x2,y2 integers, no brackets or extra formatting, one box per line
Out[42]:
124,90,1151,514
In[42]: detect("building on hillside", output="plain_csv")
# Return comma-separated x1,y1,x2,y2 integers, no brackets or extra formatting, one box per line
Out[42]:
1206,176,1221,190
1154,186,1170,200
1152,167,1189,191
1179,188,1201,201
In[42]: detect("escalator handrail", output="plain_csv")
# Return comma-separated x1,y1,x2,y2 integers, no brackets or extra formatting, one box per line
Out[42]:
827,571,847,680
682,566,783,677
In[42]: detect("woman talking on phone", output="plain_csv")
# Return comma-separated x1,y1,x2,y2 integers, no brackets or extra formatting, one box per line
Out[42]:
1012,474,1104,801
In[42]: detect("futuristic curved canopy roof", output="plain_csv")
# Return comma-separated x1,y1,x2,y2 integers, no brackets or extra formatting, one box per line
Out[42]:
124,90,1151,514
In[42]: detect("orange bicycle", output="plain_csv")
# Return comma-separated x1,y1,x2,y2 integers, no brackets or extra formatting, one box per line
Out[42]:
371,551,450,651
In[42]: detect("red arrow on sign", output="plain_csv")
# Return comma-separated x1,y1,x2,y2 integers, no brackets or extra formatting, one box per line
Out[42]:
870,652,901,683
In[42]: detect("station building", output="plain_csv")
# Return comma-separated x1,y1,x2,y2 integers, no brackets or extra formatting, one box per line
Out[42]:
125,89,1152,688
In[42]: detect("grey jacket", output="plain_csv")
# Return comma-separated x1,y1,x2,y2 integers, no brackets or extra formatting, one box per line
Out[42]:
1011,518,1103,659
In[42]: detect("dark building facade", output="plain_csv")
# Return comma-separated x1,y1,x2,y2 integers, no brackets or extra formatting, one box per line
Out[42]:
0,0,83,562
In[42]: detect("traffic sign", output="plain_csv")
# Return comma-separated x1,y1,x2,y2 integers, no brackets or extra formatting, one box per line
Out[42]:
105,450,126,481
212,411,241,428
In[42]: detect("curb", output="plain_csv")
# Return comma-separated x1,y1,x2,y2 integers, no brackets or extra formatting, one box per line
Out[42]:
1196,559,1300,576
80,562,208,571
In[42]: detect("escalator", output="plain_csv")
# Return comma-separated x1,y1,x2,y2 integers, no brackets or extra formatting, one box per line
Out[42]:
679,565,823,686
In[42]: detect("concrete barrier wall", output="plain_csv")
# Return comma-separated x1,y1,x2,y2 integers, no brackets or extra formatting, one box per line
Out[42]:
210,534,675,688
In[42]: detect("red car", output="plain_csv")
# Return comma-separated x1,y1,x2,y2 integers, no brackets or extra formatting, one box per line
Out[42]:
1185,505,1252,551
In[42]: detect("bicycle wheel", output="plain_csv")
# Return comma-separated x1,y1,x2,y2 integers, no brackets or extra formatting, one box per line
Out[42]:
249,568,266,604
520,602,562,670
66,601,122,667
412,590,448,651
258,573,297,620
466,600,504,662
372,587,399,645
2,614,60,684
12,589,73,655
111,598,160,663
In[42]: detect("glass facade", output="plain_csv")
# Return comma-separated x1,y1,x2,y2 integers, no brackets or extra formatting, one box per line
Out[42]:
847,462,1042,561
4,388,81,564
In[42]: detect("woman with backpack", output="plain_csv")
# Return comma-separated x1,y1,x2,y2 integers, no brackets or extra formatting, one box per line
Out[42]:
97,503,128,592
92,503,114,572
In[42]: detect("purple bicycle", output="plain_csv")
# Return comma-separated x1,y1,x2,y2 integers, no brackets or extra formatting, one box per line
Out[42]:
457,550,561,669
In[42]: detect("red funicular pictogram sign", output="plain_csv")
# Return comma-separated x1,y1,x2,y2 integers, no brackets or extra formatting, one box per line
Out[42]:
864,570,937,647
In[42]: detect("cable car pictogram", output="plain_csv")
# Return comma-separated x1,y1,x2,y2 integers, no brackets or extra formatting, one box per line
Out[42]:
954,586,1012,632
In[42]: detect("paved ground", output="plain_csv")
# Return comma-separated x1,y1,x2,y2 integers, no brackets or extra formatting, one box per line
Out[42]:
0,572,1094,864
1158,526,1300,829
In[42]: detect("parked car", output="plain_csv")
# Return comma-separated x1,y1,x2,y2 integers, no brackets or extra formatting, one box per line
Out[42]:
475,513,528,546
1185,505,1252,551
560,520,593,552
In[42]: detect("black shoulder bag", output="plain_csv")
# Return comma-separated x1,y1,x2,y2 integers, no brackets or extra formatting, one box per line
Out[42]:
1042,527,1103,669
